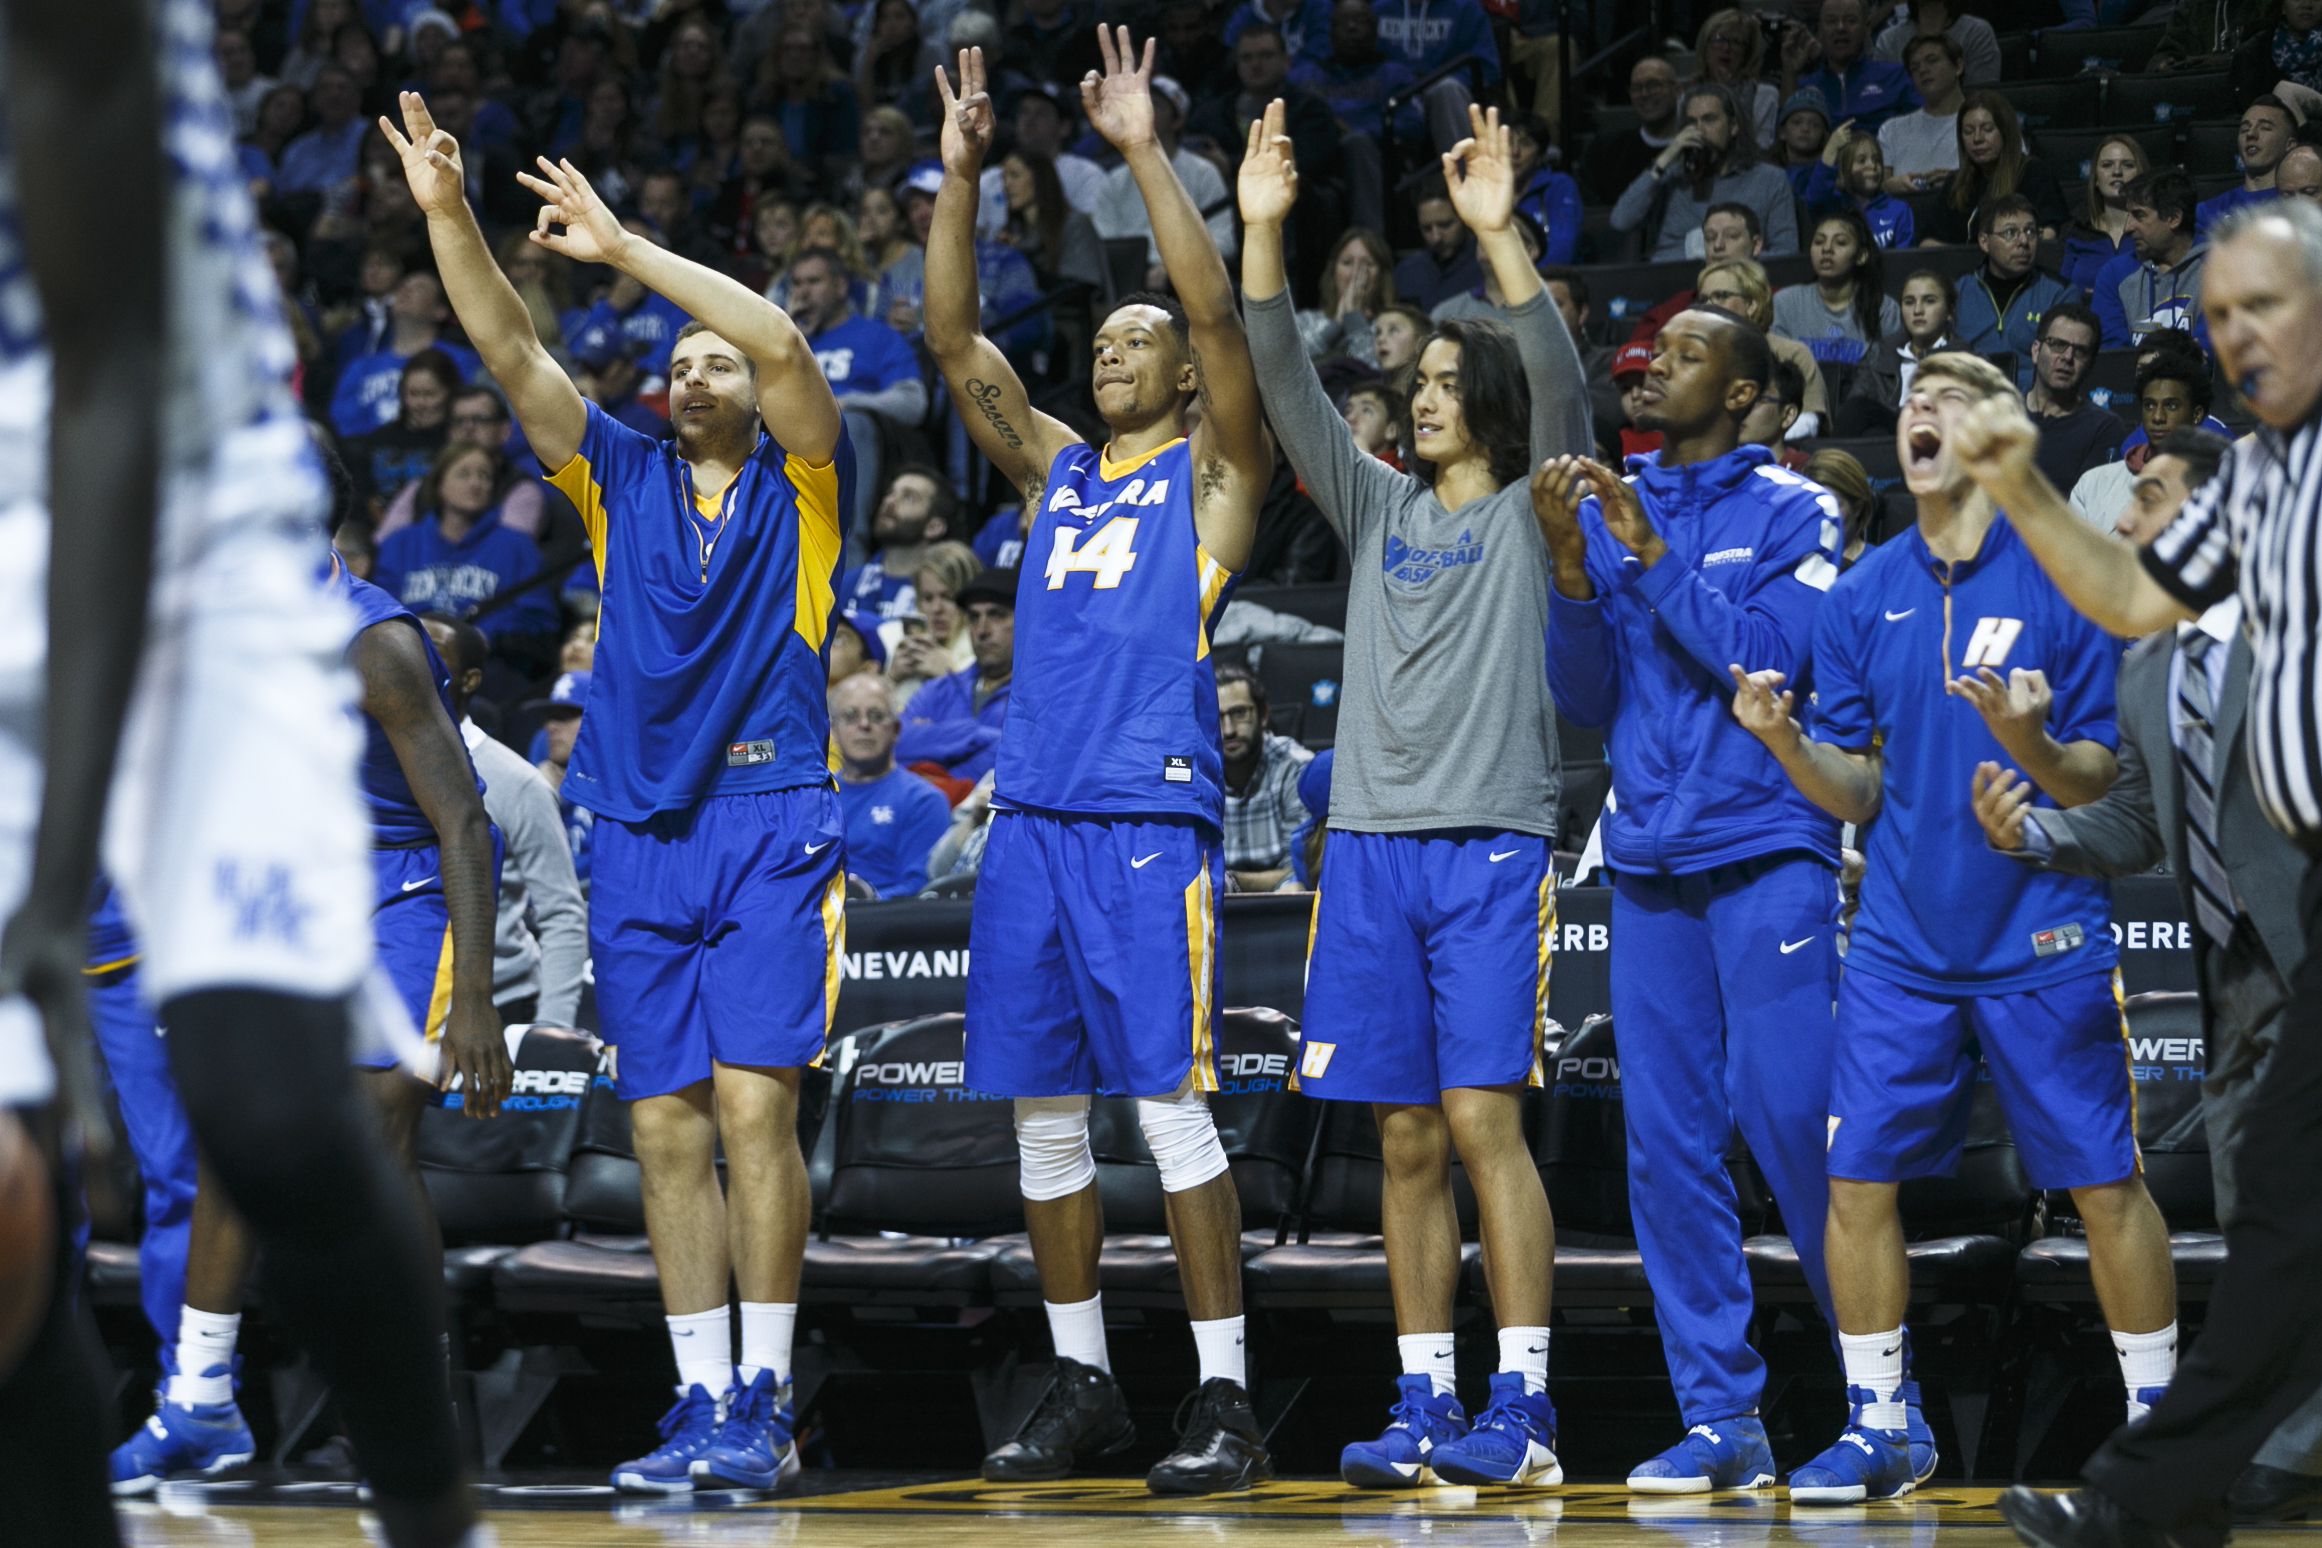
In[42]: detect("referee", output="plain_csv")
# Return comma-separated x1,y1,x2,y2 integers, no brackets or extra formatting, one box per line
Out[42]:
1952,199,2322,1548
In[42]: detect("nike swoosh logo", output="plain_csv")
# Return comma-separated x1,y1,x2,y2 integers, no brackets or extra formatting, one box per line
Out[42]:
1130,853,1162,869
1885,609,1915,621
1525,1345,1546,1354
804,841,831,855
1881,1347,1900,1358
1781,937,1814,953
1489,849,1520,862
400,877,435,892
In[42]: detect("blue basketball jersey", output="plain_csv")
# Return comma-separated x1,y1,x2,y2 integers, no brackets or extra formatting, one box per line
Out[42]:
994,438,1235,825
330,564,477,847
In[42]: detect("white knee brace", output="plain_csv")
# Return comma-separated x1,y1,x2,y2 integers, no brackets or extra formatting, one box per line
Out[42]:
1014,1095,1096,1202
1137,1075,1230,1194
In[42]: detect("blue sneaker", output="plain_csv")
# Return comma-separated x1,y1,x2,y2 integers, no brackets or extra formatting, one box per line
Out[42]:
1340,1375,1469,1488
108,1387,255,1495
1626,1415,1777,1494
692,1369,800,1491
1898,1378,1939,1484
1787,1399,1915,1505
611,1384,724,1494
1429,1373,1563,1487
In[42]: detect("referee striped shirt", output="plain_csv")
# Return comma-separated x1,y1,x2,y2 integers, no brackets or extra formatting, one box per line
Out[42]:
2143,418,2322,844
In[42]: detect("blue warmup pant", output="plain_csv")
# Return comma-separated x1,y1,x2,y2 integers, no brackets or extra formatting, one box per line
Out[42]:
1611,852,1839,1427
87,963,198,1361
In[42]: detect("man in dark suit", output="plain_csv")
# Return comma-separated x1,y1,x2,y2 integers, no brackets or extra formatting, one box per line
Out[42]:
1972,426,2322,1522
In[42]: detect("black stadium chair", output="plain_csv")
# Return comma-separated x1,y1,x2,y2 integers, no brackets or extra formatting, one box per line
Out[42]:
2035,23,2164,77
1997,31,2035,81
2101,69,2237,127
2033,124,2176,183
1258,640,1345,749
2004,76,2103,132
1528,1016,1655,1307
2182,119,2246,177
1883,243,1986,301
1800,434,1903,486
419,1025,598,1250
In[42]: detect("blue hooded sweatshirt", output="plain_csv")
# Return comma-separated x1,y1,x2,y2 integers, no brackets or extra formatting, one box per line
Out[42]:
372,504,559,643
1545,444,1845,874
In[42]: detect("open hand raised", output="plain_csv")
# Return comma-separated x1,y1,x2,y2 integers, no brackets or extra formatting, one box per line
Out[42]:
1237,99,1299,227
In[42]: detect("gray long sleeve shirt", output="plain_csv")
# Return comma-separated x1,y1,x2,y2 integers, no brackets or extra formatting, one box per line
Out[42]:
1611,161,1799,259
463,720,589,1025
1244,286,1588,837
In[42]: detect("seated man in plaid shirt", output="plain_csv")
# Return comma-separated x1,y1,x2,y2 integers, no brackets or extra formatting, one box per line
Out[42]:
1217,664,1317,892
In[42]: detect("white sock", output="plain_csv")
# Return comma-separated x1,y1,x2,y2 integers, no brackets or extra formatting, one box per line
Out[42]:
738,1302,796,1389
666,1306,733,1397
169,1308,241,1407
1837,1328,1907,1432
2116,1323,2177,1420
1398,1332,1457,1398
1044,1294,1110,1374
1191,1315,1247,1389
1497,1326,1550,1396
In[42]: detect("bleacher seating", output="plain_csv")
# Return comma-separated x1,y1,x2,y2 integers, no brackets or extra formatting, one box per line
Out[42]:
2033,23,2165,76
2181,120,2247,178
2034,124,2175,183
2101,70,2236,127
1257,640,1345,749
1996,31,2035,82
2006,76,2103,132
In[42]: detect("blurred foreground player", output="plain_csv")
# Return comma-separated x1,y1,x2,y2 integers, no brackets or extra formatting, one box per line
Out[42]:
0,1,474,1544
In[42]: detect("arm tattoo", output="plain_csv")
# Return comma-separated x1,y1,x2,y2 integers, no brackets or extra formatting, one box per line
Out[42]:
964,378,1024,449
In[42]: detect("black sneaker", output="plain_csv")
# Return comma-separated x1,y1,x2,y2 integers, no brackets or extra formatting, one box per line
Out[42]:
1146,1378,1273,1495
981,1357,1138,1482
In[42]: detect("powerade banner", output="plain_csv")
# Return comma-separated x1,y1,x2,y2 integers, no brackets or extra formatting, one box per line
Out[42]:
822,878,2196,1040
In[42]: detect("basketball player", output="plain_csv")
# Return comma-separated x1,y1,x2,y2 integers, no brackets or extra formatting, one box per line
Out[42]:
1239,104,1586,1487
924,38,1274,1493
382,96,852,1493
0,2,477,1543
1730,352,2178,1504
108,445,507,1494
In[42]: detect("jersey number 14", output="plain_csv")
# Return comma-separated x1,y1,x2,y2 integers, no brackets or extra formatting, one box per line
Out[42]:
1045,516,1141,589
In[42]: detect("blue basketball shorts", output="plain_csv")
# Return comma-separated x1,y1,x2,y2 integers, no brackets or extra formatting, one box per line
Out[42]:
1297,828,1556,1104
964,809,1220,1099
353,832,504,1070
590,787,847,1101
1827,965,2138,1191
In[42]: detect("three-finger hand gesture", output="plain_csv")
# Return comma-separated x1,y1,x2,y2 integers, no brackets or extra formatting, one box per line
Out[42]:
1236,98,1299,227
935,47,996,177
379,91,467,217
1081,26,1158,152
1442,104,1516,234
1971,760,2037,853
516,155,630,266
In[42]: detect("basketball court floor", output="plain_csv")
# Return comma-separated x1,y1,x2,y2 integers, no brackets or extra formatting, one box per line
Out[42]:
111,1477,2322,1547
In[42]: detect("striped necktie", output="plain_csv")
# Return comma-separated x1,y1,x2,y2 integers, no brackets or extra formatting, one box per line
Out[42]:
2176,628,2240,948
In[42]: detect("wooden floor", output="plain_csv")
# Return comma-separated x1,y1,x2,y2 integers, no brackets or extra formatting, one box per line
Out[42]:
112,1479,2322,1547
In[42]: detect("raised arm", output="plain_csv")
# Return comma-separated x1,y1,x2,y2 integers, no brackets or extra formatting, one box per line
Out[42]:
518,155,837,462
383,93,585,471
922,49,1081,508
1084,31,1268,569
1444,106,1540,311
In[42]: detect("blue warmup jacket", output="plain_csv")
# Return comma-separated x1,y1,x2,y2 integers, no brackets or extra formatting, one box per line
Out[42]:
1546,444,1845,874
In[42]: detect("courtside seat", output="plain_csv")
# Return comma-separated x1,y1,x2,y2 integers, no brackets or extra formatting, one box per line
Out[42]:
1528,1014,1651,1307
2017,1231,2226,1301
1745,1231,2019,1301
418,1025,599,1248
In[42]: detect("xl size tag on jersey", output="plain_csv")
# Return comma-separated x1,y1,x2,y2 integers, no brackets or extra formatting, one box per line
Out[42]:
2031,922,2086,958
727,739,775,767
1163,755,1193,783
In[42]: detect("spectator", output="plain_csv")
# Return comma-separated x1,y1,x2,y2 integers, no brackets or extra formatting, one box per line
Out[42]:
1005,0,1101,91
280,0,353,91
1155,0,1237,104
1370,302,1432,383
1692,8,1780,147
1834,265,1958,433
843,106,921,208
1541,267,1624,446
1877,32,1964,191
276,64,366,194
328,271,480,437
1951,194,2075,382
1613,82,1801,260
239,81,308,193
2112,327,2237,455
554,77,652,212
1289,0,1421,236
421,614,588,1028
2249,0,2322,110
567,228,693,374
649,16,729,152
976,85,1104,236
887,539,983,706
755,22,861,178
828,608,887,685
427,38,518,155
685,85,747,199
701,115,811,260
216,24,277,136
855,0,939,128
497,232,584,350
1650,257,1832,432
1919,90,2069,245
2148,0,2270,69
1608,340,1662,459
787,244,928,427
1215,663,1315,891
1774,208,1902,375
372,443,560,652
2197,95,2298,233
1870,0,2002,86
531,669,592,886
1580,56,1682,204
1801,446,1882,562
1245,437,1344,585
2281,141,2322,200
1226,0,1335,64
926,770,999,882
346,347,460,516
379,384,550,541
1739,354,1814,467
1509,113,1582,265
1341,376,1408,465
1189,25,1346,203
2093,168,2208,348
867,162,929,321
1430,210,1550,321
1370,0,1502,152
895,566,1016,783
574,332,671,439
2069,347,2215,527
994,150,1108,291
730,194,804,296
2024,301,2127,494
1393,180,1486,309
1773,88,1833,198
1299,227,1397,365
1801,124,1915,246
1620,204,1767,343
832,674,953,899
2062,134,2151,298
771,202,881,312
1091,76,1237,279
1780,0,1921,131
858,184,919,318
842,464,956,618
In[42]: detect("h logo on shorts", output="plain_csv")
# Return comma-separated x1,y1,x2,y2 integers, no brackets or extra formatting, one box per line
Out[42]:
1960,617,2025,669
1300,1041,1337,1080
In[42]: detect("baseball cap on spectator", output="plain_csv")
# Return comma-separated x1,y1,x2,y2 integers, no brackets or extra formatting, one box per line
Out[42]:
571,322,641,372
408,8,460,46
1612,342,1654,384
836,610,887,668
1779,87,1830,131
1151,76,1191,121
958,567,1020,610
542,670,591,716
902,160,945,200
